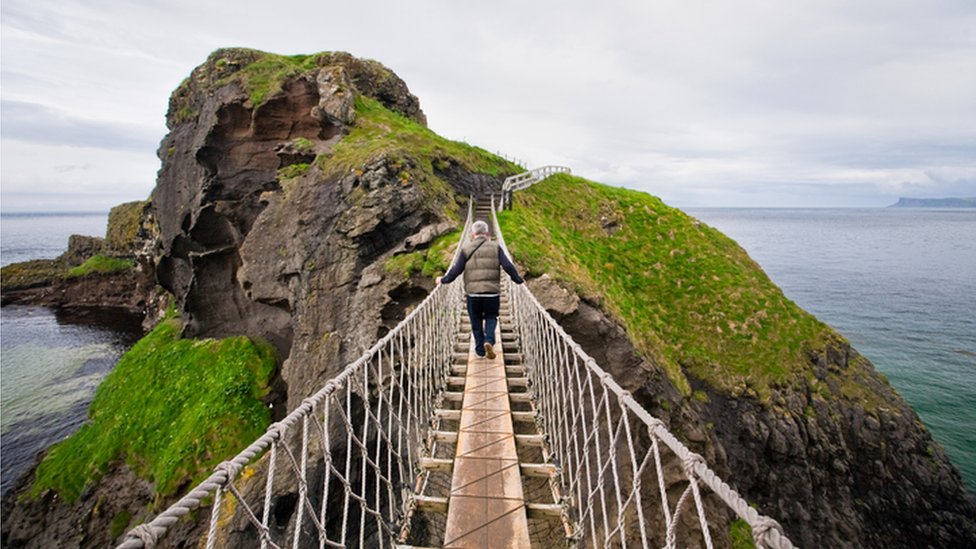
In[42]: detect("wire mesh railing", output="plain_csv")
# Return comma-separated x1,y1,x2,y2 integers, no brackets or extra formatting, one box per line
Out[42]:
117,202,473,549
490,195,796,549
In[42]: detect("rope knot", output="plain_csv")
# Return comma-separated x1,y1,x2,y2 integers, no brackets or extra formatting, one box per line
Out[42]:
301,396,318,412
752,517,785,546
126,523,159,547
646,417,666,435
267,421,287,441
682,452,706,474
214,460,242,484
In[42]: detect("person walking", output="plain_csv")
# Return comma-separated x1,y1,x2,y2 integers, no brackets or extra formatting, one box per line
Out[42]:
436,220,524,359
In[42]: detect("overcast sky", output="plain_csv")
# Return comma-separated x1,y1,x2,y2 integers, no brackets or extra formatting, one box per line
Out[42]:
2,0,974,211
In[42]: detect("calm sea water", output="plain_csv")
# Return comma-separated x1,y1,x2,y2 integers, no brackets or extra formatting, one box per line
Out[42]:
1,212,108,267
688,208,976,493
0,212,141,495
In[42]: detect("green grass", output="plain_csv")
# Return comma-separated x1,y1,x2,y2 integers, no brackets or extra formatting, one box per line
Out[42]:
218,53,321,105
30,318,277,504
291,137,315,153
729,519,757,549
332,96,519,178
319,96,520,220
66,255,134,278
384,229,461,279
278,163,311,179
498,174,834,397
109,510,133,540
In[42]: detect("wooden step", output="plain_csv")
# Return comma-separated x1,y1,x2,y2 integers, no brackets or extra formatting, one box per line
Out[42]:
441,391,464,402
446,376,466,386
413,495,449,513
434,409,461,421
511,411,538,422
505,365,526,375
432,430,458,444
507,377,529,388
525,503,564,520
509,393,535,403
419,457,454,473
520,463,558,477
515,434,545,447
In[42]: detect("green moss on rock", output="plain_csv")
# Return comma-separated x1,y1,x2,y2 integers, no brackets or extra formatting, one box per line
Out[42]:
383,229,461,279
30,318,277,504
0,259,65,291
105,200,147,254
66,255,134,278
729,519,757,549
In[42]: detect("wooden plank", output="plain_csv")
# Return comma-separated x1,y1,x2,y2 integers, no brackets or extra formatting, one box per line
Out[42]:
443,322,530,548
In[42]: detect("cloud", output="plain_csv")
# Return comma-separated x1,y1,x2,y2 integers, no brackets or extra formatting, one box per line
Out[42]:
1,99,160,150
1,0,975,209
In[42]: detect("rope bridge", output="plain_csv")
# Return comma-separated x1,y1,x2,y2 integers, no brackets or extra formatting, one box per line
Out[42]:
119,174,796,548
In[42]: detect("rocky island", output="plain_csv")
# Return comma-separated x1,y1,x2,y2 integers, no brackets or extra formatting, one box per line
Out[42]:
2,48,974,548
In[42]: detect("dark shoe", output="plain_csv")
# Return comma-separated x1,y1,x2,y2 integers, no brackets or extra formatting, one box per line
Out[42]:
475,352,486,359
484,343,496,360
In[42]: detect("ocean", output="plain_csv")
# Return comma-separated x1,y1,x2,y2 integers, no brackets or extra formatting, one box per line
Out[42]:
0,209,974,496
688,208,976,494
0,212,141,495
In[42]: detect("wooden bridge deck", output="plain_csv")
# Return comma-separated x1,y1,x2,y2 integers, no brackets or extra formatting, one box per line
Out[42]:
442,324,530,548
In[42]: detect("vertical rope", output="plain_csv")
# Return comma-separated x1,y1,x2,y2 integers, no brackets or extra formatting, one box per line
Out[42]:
205,485,222,549
291,415,309,548
118,193,795,549
319,402,331,549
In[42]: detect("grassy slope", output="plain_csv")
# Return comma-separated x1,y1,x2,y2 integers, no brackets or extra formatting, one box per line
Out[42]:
31,318,276,504
498,174,847,399
320,95,520,223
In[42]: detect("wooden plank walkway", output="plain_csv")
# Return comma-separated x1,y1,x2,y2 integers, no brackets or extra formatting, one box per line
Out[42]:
442,324,530,548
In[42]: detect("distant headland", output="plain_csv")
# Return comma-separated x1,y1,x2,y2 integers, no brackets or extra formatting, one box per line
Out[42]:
889,197,976,208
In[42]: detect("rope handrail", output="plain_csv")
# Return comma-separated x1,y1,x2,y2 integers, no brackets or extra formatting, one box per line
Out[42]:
490,195,797,549
499,165,571,210
116,188,798,549
117,200,476,549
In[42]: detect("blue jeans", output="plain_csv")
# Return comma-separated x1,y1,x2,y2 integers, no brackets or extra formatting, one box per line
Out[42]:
466,295,499,356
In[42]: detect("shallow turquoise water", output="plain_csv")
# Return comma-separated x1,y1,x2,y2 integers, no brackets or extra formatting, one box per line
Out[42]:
688,208,976,494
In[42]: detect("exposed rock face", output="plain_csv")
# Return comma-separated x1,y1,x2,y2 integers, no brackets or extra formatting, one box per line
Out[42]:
153,49,435,362
2,48,511,548
1,458,153,549
529,276,976,548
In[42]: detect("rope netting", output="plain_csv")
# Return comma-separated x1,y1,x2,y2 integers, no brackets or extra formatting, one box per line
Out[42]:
490,196,796,549
117,188,796,549
117,203,474,549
